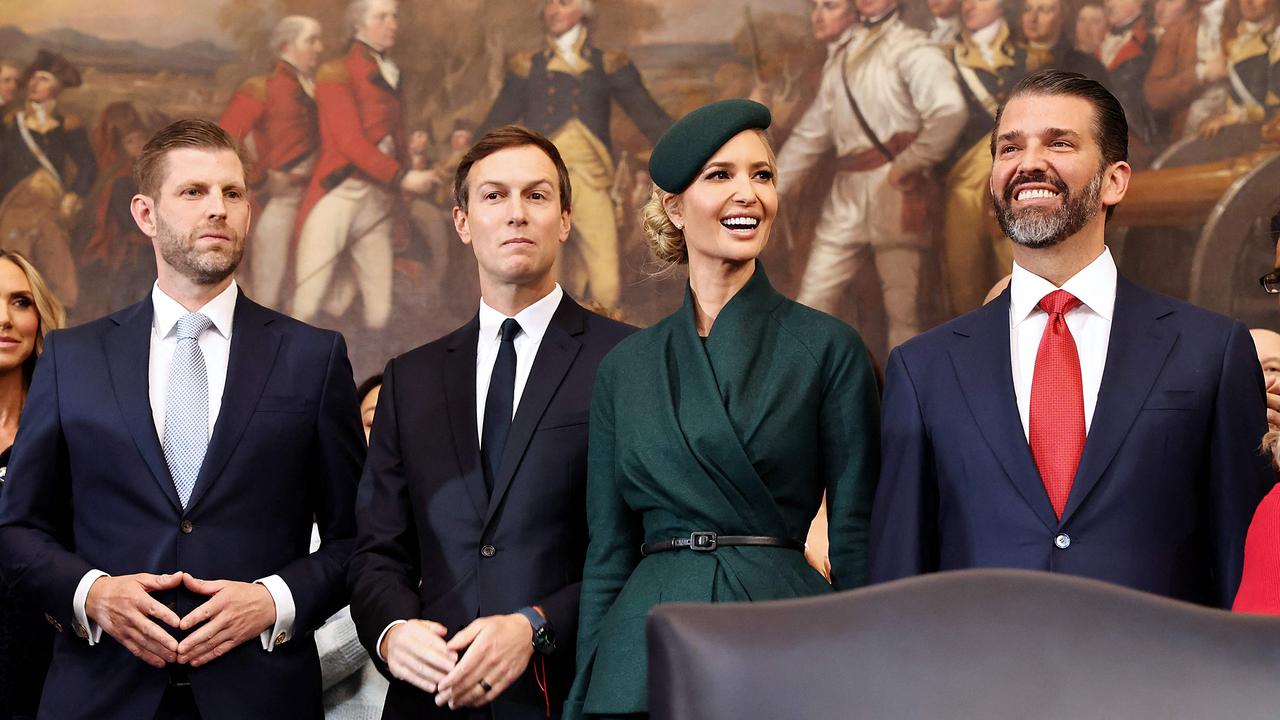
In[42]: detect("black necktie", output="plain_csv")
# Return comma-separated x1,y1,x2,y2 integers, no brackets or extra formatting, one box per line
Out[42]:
481,318,521,495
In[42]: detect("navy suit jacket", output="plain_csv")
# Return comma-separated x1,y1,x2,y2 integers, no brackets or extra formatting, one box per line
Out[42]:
870,276,1272,607
349,294,633,720
0,293,364,719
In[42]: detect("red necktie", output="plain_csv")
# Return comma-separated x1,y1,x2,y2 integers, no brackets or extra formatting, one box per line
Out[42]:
1029,289,1085,519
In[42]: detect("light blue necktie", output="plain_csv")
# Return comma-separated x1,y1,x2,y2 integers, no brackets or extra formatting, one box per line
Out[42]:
162,312,213,509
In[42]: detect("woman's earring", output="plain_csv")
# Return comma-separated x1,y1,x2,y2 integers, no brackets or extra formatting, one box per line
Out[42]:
674,221,683,230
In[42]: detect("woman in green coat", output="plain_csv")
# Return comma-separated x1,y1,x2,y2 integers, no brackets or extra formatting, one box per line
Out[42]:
565,99,880,719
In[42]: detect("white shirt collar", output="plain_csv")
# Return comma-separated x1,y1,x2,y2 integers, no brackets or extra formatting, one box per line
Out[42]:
934,15,960,32
152,280,238,340
1010,246,1117,328
478,284,564,346
554,23,584,53
1202,0,1227,22
971,18,1005,47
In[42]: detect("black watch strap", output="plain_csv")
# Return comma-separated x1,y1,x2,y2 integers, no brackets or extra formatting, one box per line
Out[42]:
517,607,556,654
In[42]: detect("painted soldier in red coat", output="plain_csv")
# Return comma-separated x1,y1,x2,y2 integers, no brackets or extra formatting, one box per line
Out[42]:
220,15,324,311
293,0,436,329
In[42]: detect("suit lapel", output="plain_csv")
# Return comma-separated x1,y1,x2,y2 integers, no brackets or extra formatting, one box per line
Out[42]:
185,295,280,513
445,317,488,519
104,298,183,514
948,293,1059,530
484,297,584,526
1060,278,1177,523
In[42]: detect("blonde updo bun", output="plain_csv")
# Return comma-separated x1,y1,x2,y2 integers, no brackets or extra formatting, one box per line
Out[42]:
641,183,687,267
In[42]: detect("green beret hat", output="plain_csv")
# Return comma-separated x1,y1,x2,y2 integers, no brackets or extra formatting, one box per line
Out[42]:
649,99,772,193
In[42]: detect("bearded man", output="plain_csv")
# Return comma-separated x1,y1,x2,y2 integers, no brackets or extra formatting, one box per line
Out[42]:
0,118,364,719
868,70,1272,610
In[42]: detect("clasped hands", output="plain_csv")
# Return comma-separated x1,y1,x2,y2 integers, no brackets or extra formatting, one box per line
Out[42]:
85,571,276,669
381,613,535,710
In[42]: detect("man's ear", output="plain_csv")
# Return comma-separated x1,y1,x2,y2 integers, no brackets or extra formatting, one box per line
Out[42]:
130,194,158,238
1101,160,1132,209
453,205,472,245
559,208,571,245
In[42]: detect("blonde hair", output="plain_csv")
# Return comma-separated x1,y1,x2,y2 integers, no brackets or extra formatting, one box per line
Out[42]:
1264,429,1280,469
640,128,778,271
0,249,67,386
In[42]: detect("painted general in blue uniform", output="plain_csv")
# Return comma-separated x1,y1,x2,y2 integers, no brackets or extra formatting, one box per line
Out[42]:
479,0,672,310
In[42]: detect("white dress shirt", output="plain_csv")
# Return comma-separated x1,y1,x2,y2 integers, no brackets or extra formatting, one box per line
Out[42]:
1009,247,1117,440
73,281,294,652
475,284,565,442
375,284,565,660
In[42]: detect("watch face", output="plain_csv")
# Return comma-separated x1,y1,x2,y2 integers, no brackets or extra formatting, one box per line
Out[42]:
534,626,557,653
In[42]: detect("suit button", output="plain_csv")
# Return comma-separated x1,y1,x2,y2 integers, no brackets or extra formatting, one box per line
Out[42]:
480,544,497,558
1054,533,1071,549
180,520,194,534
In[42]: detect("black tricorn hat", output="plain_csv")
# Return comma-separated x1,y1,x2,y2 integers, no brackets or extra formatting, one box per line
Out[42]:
21,49,82,90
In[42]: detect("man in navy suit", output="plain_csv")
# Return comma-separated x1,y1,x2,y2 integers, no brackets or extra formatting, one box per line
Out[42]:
870,69,1272,608
348,125,632,719
0,118,364,718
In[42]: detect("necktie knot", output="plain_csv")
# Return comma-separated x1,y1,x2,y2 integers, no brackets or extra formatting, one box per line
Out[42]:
175,312,213,341
499,318,522,343
1038,289,1081,317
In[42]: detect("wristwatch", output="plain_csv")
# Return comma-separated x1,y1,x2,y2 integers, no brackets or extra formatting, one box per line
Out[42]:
517,606,556,655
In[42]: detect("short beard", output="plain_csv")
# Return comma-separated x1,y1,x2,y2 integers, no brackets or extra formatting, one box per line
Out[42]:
993,168,1104,249
156,212,243,286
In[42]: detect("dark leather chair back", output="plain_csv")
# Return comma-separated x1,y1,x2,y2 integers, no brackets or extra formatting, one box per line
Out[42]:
647,569,1280,720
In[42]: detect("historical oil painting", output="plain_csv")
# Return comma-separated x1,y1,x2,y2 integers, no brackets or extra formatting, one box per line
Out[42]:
2,0,1278,378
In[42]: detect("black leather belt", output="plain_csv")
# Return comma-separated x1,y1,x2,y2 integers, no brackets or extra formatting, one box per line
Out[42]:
640,531,804,557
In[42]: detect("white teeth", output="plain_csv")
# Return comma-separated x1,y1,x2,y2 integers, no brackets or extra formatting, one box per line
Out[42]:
721,217,759,229
1017,188,1059,201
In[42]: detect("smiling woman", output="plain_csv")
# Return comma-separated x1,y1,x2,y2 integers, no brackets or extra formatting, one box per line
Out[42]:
565,99,881,720
0,249,65,720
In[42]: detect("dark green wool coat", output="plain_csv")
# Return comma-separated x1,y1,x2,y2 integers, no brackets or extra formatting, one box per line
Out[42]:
565,265,880,719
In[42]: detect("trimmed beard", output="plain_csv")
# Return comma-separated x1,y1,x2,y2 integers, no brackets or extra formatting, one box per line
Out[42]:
994,167,1104,249
155,211,243,286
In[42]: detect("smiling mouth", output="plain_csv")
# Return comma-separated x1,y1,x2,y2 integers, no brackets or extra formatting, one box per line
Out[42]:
1015,188,1060,201
721,216,761,231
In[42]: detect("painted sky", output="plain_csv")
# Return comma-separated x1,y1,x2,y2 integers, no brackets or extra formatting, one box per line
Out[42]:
3,0,811,48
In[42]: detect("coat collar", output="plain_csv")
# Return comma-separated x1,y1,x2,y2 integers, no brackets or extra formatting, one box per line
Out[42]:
948,277,1179,528
104,292,281,516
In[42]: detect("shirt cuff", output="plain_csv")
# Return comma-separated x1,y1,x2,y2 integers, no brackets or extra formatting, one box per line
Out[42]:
254,575,294,652
73,569,108,645
376,619,408,662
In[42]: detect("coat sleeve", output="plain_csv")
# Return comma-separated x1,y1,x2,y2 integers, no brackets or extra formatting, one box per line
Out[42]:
0,331,93,630
315,72,403,187
66,124,97,198
868,346,939,583
478,73,528,136
1144,18,1201,111
1207,320,1274,607
347,356,422,670
565,361,643,719
606,60,673,144
821,328,881,592
891,41,968,177
272,332,364,634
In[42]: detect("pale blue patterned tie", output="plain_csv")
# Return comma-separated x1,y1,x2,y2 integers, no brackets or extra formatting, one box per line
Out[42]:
163,312,213,509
